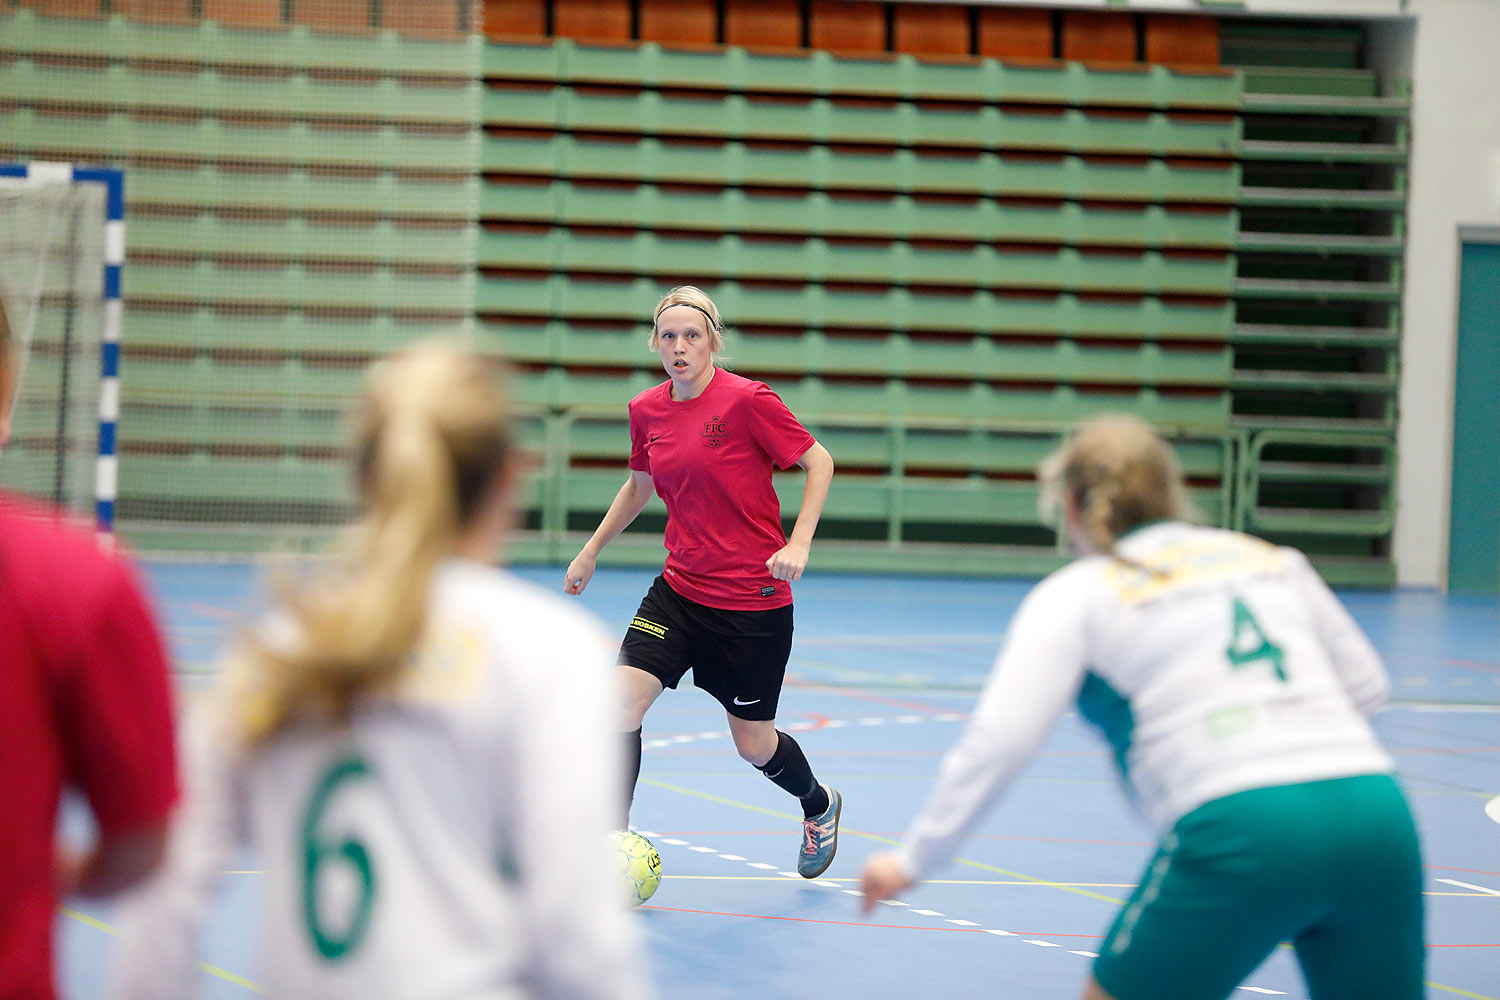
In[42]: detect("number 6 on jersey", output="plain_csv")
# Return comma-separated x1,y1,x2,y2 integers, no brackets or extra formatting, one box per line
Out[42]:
300,755,377,961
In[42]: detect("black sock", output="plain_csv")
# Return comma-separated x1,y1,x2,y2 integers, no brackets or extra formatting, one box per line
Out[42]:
755,731,829,819
622,728,642,828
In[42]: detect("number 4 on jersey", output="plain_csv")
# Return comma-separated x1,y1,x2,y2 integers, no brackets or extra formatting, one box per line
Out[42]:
1226,597,1287,682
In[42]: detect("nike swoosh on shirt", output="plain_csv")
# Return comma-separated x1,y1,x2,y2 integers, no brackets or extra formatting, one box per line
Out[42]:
732,696,761,706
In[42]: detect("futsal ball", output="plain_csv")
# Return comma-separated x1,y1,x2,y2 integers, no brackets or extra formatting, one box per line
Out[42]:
610,830,662,906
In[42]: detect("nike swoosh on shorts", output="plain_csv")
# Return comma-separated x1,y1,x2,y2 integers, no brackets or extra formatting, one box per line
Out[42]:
733,696,761,706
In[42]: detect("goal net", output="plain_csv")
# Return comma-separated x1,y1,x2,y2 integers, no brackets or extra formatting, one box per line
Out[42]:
0,166,111,528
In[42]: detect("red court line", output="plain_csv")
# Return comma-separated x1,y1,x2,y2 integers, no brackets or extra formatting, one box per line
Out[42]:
188,602,237,620
1428,865,1500,877
1445,658,1500,674
1428,944,1500,948
1391,746,1500,755
643,905,1100,938
784,678,963,716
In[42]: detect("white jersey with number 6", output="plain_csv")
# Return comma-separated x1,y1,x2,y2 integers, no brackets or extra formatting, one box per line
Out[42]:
110,560,646,1000
899,521,1394,880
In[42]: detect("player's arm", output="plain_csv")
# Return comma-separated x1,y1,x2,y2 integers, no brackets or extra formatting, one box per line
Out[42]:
860,572,1091,911
58,556,179,898
766,440,833,583
62,827,169,898
1289,549,1390,716
108,698,250,1000
565,469,655,595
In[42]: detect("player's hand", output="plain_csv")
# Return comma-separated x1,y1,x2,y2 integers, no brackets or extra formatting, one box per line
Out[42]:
765,540,810,582
564,551,596,595
859,852,915,915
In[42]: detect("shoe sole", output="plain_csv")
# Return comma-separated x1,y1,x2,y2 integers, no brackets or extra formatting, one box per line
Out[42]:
799,790,842,879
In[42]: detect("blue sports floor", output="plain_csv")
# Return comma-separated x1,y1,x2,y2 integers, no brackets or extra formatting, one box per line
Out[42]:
59,564,1500,1000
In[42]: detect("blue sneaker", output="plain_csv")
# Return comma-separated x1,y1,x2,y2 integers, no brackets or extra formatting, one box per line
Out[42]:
797,784,841,878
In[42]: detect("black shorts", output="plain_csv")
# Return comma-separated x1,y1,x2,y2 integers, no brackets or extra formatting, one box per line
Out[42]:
618,575,793,722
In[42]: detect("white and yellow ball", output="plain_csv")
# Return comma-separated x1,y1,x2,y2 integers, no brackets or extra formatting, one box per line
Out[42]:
610,830,662,906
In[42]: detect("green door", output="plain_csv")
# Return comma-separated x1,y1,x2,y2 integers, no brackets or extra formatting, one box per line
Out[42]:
1449,238,1500,594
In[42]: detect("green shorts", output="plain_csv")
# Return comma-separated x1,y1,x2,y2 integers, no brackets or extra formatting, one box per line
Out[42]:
1094,774,1424,1000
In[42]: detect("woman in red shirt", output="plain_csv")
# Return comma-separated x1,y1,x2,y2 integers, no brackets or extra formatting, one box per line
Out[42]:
0,298,178,1000
565,286,841,878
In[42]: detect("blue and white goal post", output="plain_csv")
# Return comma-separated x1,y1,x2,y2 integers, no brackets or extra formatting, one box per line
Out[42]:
0,162,123,534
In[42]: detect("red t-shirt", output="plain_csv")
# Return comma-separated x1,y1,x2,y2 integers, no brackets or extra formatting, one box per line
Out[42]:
628,369,815,610
0,495,178,1000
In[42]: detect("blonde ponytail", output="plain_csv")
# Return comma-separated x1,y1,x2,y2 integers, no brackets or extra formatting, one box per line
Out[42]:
1038,415,1191,565
239,341,511,747
0,296,15,432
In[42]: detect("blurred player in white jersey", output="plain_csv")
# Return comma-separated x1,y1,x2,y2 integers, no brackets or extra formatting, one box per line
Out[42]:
110,342,647,1000
861,414,1422,1000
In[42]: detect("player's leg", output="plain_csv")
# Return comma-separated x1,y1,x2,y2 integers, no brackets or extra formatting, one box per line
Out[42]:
701,601,842,877
615,577,693,827
1081,979,1120,1000
1291,775,1424,1000
725,714,777,766
724,714,842,877
616,665,664,826
1092,791,1313,1000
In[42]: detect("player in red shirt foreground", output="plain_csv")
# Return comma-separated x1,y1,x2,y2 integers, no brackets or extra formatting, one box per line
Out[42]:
565,286,841,877
0,298,178,1000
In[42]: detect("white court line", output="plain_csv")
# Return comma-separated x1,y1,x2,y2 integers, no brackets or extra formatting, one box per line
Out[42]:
641,712,963,751
1399,702,1500,713
644,835,1293,991
1436,878,1500,896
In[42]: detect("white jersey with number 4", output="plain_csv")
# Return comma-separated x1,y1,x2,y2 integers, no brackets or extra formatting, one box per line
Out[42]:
899,522,1394,880
110,560,647,1000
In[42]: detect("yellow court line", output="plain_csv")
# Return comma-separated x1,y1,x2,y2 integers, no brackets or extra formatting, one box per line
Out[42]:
640,777,1126,904
60,907,262,993
1427,983,1499,1000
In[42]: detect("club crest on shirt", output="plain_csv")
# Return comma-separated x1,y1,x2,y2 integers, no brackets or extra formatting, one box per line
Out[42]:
701,416,728,449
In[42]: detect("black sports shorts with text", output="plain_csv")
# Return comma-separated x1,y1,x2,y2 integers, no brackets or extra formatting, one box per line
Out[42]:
618,575,793,722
